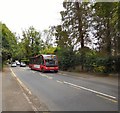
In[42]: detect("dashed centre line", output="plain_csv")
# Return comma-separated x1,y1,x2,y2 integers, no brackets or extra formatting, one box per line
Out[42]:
62,73,67,75
31,71,36,73
46,76,53,80
56,80,63,84
39,73,46,77
39,73,53,80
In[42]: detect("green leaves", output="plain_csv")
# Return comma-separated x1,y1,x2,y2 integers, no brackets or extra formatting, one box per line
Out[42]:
93,2,119,56
40,46,56,54
55,47,75,70
1,2,119,74
1,23,17,62
21,26,44,58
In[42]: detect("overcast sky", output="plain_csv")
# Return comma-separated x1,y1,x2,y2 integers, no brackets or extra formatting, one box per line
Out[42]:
0,0,64,36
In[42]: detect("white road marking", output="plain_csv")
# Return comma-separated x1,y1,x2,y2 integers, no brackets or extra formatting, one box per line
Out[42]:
10,68,38,111
56,80,63,84
10,67,117,104
63,81,117,100
62,73,67,75
39,73,53,80
47,76,53,80
45,75,53,79
70,85,81,90
31,71,35,73
39,73,46,77
96,95,118,103
23,92,38,111
10,68,32,95
39,73,117,101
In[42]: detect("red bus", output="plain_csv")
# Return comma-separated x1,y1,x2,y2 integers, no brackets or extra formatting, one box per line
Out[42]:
29,54,59,73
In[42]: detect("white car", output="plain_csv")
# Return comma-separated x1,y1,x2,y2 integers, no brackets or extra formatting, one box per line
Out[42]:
20,62,26,67
16,61,20,65
11,62,17,67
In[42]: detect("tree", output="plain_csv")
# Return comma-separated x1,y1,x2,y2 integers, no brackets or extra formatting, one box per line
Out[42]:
54,2,91,71
42,26,55,48
1,23,18,62
22,26,44,58
41,46,56,54
92,2,119,56
54,25,71,48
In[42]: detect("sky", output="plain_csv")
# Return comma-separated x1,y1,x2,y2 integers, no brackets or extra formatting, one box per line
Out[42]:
0,0,64,37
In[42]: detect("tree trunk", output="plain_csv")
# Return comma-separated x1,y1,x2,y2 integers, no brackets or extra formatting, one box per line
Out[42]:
106,18,111,56
118,2,120,55
75,2,84,71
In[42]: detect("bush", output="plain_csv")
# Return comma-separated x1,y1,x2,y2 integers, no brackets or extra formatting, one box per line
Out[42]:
56,47,76,70
82,50,119,74
55,46,119,74
93,65,106,73
20,59,29,65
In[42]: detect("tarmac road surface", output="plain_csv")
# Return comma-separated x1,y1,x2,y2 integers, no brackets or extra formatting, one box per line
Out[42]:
6,66,118,111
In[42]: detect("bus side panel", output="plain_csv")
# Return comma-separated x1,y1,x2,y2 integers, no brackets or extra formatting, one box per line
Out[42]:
32,64,41,71
29,64,32,68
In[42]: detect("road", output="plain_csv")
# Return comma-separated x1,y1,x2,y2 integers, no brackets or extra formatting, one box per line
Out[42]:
9,66,118,111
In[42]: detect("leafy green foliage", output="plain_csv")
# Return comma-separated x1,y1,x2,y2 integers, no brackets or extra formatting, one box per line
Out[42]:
1,23,17,63
40,46,56,54
92,2,119,56
55,47,76,70
21,26,44,58
20,58,29,65
52,2,119,74
42,27,54,48
1,2,119,74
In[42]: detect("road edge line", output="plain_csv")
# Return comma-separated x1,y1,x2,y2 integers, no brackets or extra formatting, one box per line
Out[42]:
10,68,40,112
10,68,32,95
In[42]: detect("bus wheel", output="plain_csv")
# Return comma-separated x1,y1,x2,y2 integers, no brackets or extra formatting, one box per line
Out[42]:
54,70,58,73
42,68,45,73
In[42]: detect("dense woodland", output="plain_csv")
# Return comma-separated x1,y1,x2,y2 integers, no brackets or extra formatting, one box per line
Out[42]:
1,2,120,74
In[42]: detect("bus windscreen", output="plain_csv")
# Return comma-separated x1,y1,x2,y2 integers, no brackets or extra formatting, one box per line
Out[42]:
45,58,58,66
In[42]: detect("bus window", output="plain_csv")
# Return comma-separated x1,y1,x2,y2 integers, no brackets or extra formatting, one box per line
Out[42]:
37,56,41,65
45,59,57,66
40,56,44,65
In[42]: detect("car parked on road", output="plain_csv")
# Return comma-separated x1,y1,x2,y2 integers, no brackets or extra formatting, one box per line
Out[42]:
11,62,17,67
16,60,20,65
20,62,26,67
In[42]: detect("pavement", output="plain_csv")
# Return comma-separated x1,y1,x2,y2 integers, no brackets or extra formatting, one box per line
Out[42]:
2,68,34,111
